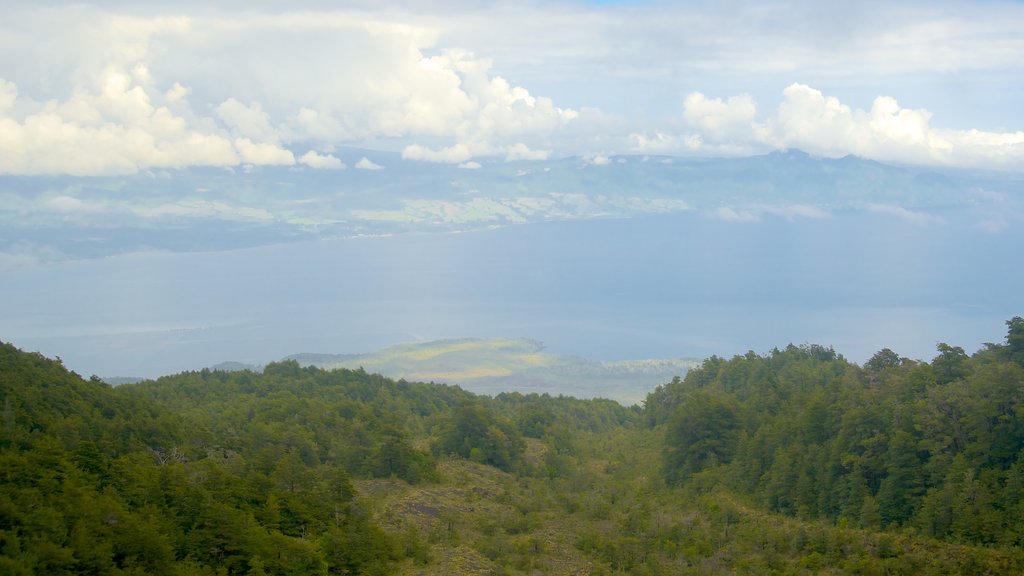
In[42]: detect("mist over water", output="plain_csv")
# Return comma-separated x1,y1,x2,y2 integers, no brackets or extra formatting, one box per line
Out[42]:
2,210,1019,380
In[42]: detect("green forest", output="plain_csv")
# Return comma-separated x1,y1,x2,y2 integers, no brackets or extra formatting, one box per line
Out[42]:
2,319,1024,574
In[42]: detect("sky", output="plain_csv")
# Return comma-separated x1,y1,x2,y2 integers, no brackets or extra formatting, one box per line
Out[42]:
1,0,1023,176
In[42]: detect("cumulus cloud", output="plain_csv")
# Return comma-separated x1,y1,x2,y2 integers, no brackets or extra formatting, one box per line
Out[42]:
0,7,580,175
299,150,345,170
401,143,473,164
768,84,958,164
627,131,700,154
0,4,1022,174
355,157,383,170
682,92,761,144
234,138,294,166
505,143,550,161
216,98,280,143
0,70,296,175
680,83,1024,170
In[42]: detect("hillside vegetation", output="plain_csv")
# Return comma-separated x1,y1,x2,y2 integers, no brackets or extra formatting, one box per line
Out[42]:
2,318,1024,574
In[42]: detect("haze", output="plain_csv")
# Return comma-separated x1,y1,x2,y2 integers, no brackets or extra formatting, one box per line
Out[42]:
1,1,1022,384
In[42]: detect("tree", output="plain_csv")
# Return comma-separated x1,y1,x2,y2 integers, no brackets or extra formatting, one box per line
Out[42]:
865,348,901,374
663,390,740,485
1005,316,1024,366
876,430,923,527
933,343,971,385
434,400,523,471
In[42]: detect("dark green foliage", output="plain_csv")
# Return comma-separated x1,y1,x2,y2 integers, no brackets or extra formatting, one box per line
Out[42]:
663,390,740,484
0,342,406,575
649,318,1024,546
1006,316,1024,366
4,317,1024,575
933,342,971,384
865,347,902,374
434,400,524,471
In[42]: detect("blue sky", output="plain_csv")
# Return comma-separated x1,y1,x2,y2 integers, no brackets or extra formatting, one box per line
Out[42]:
0,0,1022,174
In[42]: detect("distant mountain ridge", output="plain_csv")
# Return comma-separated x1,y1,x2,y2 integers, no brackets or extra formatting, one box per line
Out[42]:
285,337,699,405
5,148,1018,263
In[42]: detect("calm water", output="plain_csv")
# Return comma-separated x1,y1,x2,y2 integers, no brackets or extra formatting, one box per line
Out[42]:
1,210,1020,380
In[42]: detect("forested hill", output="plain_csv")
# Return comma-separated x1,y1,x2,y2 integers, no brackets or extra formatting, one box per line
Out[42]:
2,319,1024,574
647,317,1024,545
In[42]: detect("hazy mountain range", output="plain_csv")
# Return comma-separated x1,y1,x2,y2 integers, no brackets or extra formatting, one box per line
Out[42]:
4,149,1020,264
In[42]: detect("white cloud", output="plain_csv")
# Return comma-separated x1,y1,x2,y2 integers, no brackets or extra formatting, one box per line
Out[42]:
43,195,88,213
458,161,482,170
165,82,189,103
355,157,383,170
0,79,15,111
863,203,944,226
0,4,1022,174
299,150,345,170
505,143,550,161
761,204,832,221
682,92,761,144
401,143,473,164
711,204,831,222
234,138,294,166
0,68,304,175
677,83,1024,170
216,98,280,143
712,206,759,222
627,131,699,154
0,7,581,175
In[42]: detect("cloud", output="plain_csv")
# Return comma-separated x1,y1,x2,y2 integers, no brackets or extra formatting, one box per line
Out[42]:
0,242,66,271
0,79,15,111
0,4,1022,174
299,150,345,170
0,69,299,175
355,157,383,170
963,188,1024,233
458,161,482,170
682,92,761,144
0,7,579,175
761,204,832,221
234,138,294,166
505,143,550,161
43,195,86,213
216,98,280,143
712,206,759,222
401,143,473,164
710,204,832,222
678,83,1024,170
863,203,944,226
627,131,700,154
